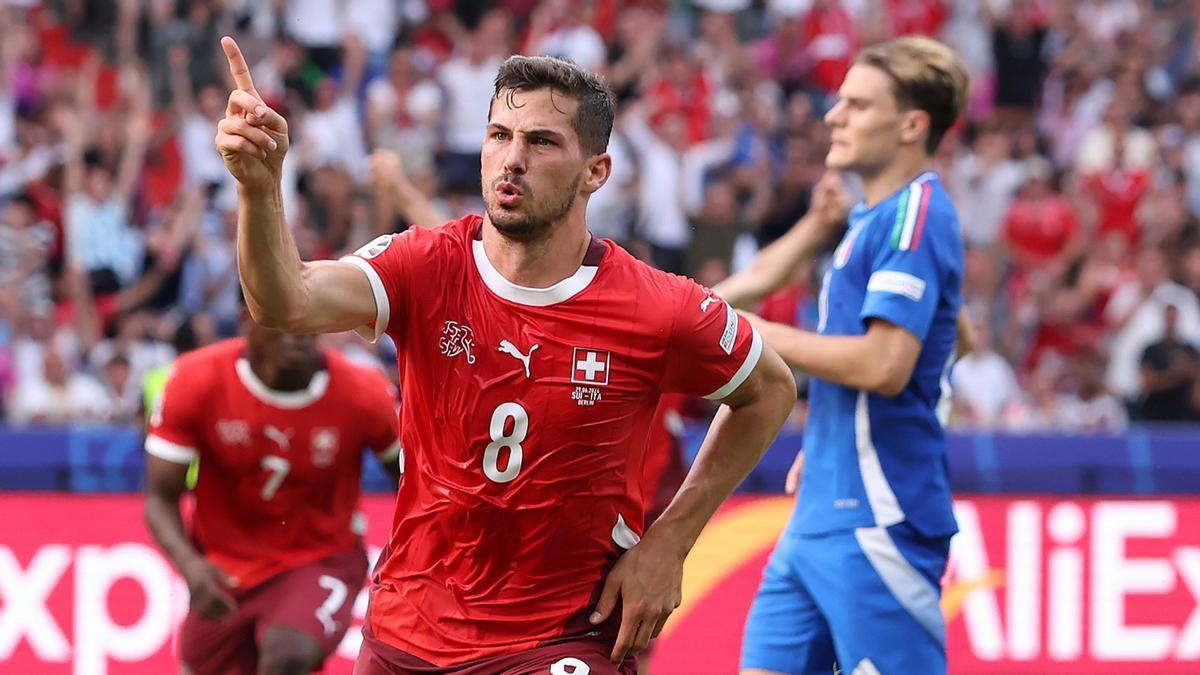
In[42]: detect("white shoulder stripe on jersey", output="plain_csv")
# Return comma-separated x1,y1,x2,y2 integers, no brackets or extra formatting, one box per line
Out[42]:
145,434,198,465
375,440,402,464
855,525,947,647
339,255,391,343
704,328,763,400
855,390,905,526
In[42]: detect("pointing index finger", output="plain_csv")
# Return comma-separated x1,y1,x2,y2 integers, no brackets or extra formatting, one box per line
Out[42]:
221,36,259,99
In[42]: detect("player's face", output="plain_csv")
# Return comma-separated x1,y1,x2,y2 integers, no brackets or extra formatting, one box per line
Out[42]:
824,64,911,175
246,322,320,372
481,88,593,242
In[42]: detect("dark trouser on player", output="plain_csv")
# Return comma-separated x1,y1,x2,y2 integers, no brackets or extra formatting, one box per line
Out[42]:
180,548,368,675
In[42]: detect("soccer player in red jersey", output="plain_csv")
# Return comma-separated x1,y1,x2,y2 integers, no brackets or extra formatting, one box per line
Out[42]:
215,36,797,674
143,317,402,675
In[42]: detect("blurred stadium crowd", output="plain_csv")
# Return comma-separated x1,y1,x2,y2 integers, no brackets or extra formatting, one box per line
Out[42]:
2,0,1200,432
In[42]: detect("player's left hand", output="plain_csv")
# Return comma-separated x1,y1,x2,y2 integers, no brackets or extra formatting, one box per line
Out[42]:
589,532,685,663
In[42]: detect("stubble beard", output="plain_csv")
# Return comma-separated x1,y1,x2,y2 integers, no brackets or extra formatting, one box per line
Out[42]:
484,172,583,244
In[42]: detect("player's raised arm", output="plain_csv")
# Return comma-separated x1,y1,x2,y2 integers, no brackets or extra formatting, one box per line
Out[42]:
215,36,376,334
714,172,851,310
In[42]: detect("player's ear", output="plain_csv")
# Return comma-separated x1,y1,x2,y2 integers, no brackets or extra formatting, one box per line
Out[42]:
900,109,930,149
581,152,611,196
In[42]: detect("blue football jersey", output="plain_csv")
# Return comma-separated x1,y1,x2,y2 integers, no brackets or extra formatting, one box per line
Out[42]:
791,171,963,538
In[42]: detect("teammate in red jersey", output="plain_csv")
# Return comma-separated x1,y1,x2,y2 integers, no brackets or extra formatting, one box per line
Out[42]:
143,318,402,675
215,35,796,674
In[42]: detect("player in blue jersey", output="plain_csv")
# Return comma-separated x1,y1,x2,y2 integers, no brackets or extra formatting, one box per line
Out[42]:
716,36,971,675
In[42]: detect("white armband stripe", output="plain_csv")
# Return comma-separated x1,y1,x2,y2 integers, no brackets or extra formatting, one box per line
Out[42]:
339,256,391,343
145,434,198,465
704,328,763,400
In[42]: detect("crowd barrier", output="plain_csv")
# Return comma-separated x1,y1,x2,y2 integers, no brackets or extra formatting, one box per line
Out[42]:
3,424,1200,495
2,494,1198,674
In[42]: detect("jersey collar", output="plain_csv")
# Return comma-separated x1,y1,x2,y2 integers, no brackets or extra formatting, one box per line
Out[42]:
856,171,939,216
470,223,606,307
235,358,330,409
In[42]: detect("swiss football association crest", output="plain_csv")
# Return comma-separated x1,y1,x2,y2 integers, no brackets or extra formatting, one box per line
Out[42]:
439,320,476,364
311,427,340,467
216,419,250,446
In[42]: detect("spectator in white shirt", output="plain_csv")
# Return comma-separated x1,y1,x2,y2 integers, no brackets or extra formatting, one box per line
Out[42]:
167,46,230,192
436,11,510,199
952,317,1025,429
947,126,1027,249
8,348,112,426
365,46,443,177
1059,350,1130,433
1105,246,1200,400
621,102,693,274
525,0,607,73
58,61,151,295
98,353,142,425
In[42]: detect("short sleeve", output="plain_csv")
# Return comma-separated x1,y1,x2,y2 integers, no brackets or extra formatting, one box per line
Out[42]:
145,365,202,465
661,282,763,400
860,195,945,340
339,225,445,343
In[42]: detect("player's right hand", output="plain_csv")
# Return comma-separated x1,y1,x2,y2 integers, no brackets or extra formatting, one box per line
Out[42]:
785,450,805,496
806,171,852,238
368,149,408,192
183,558,238,621
215,36,288,193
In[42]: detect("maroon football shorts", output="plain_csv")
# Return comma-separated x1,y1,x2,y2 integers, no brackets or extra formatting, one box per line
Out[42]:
179,547,369,674
352,631,638,675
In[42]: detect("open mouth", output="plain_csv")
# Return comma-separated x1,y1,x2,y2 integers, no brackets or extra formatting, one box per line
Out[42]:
495,181,524,206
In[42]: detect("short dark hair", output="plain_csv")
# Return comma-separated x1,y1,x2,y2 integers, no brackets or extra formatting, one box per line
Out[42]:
856,37,970,155
491,55,616,156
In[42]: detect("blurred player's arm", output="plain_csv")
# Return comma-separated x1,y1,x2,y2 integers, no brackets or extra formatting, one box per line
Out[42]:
592,346,796,662
714,172,851,309
143,455,238,621
955,307,974,358
366,377,405,487
746,314,920,397
214,36,377,335
367,149,448,230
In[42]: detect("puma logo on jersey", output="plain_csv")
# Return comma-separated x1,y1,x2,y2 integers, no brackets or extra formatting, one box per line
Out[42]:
498,340,539,378
700,294,718,313
264,425,293,452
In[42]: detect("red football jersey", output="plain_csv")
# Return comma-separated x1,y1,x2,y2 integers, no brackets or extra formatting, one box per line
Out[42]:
145,339,401,589
342,216,762,665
